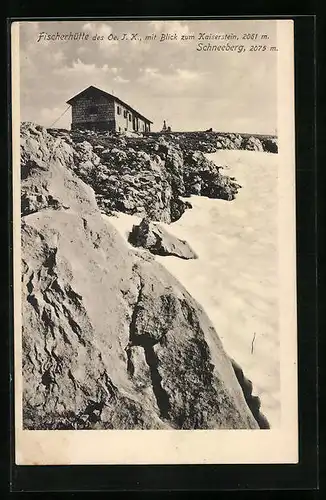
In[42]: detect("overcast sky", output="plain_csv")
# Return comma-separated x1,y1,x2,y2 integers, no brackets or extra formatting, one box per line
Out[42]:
18,20,277,134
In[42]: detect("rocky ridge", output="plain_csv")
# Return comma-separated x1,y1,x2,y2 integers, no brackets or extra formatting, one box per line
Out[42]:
40,127,277,224
145,130,278,154
20,122,269,430
45,126,253,223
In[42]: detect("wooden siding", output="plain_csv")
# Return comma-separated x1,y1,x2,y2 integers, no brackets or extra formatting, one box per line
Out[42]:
71,94,115,125
114,102,150,133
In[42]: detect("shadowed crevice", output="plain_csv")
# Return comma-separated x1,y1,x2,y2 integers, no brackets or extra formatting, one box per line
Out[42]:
231,359,270,429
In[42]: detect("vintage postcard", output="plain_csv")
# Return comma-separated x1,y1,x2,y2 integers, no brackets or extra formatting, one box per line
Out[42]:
11,18,297,465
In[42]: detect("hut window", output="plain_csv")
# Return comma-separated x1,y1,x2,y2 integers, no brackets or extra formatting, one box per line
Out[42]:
128,113,132,122
117,105,121,115
123,110,127,118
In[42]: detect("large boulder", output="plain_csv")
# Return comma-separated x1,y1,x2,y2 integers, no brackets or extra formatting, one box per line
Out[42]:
20,123,96,216
128,218,197,260
243,136,264,152
215,135,238,150
20,123,264,430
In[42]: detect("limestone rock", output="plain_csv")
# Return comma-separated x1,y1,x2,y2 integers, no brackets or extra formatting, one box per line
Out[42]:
183,151,242,200
20,123,96,216
261,137,278,153
22,208,260,430
244,136,264,152
45,127,243,223
128,218,197,260
215,135,238,150
144,130,277,154
21,123,263,430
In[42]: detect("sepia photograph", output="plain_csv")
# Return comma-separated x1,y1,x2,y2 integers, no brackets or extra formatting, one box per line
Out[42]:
12,18,297,464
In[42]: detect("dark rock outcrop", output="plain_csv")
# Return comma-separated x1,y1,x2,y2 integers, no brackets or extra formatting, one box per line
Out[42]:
261,137,278,153
183,151,241,200
128,218,197,260
20,123,265,430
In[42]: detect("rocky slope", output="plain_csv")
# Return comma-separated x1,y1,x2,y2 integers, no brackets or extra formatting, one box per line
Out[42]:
20,123,268,430
146,130,278,154
46,127,245,223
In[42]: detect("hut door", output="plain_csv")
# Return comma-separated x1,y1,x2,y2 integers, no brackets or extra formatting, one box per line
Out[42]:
133,116,138,131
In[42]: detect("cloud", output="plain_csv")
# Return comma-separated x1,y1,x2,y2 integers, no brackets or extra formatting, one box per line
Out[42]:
141,67,201,81
149,20,190,37
77,46,87,55
19,20,277,134
82,22,113,38
82,23,93,31
54,59,113,77
140,67,159,76
114,75,129,84
128,38,151,55
81,22,119,54
48,60,128,102
20,104,71,129
19,21,41,45
138,67,205,96
176,69,200,80
40,106,66,126
51,50,66,64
